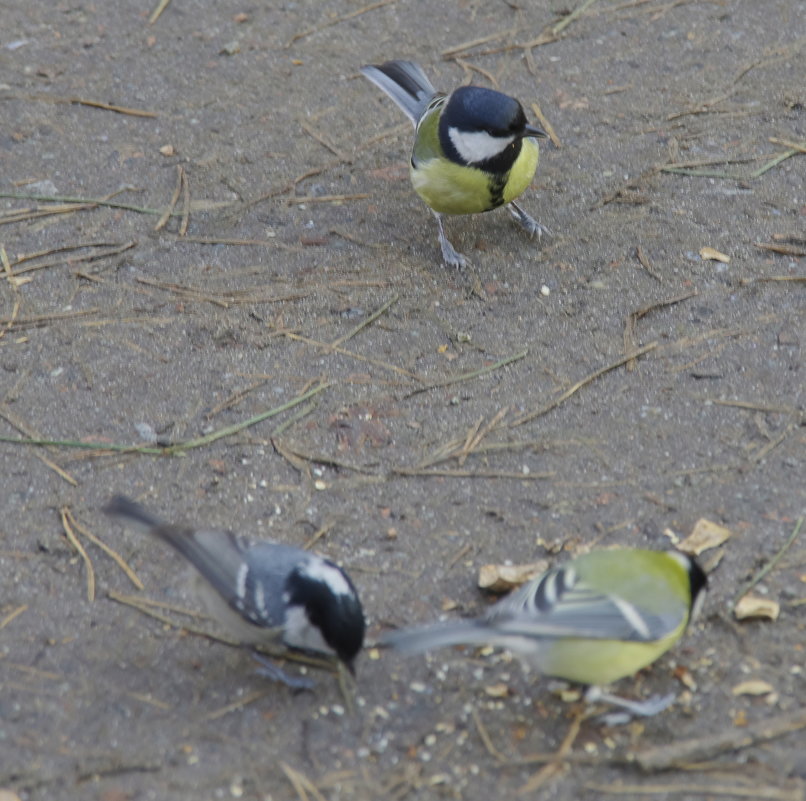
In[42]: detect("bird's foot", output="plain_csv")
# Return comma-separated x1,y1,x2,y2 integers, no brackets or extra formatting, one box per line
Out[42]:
507,201,550,239
433,211,469,268
585,686,676,726
252,651,315,691
439,237,469,269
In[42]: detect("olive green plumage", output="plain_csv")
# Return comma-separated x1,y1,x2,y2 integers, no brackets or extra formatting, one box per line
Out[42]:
381,548,707,717
361,60,548,268
410,95,540,216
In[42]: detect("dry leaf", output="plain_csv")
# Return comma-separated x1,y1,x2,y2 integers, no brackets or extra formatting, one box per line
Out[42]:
678,518,732,555
673,665,698,691
478,560,549,593
732,679,775,696
699,246,730,263
734,594,780,620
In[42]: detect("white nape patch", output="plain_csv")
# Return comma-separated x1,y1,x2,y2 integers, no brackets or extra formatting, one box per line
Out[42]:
236,562,249,600
448,127,514,164
612,596,652,640
283,605,333,655
302,558,353,597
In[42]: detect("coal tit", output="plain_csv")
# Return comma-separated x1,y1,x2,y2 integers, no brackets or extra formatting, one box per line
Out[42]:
104,495,366,688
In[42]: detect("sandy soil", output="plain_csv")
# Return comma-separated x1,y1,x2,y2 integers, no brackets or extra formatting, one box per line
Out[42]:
1,1,804,799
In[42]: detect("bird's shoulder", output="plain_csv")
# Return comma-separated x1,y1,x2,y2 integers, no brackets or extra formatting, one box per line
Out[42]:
412,94,447,165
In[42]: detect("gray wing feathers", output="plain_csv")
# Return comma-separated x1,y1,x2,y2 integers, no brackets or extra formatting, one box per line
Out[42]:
489,608,678,642
104,495,244,592
361,61,437,126
169,527,249,609
384,574,682,657
105,495,249,611
492,574,681,641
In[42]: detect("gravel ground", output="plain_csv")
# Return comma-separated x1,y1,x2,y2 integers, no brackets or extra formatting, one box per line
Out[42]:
1,1,804,799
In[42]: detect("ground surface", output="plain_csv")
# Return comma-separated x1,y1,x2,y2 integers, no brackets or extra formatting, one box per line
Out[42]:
1,1,805,799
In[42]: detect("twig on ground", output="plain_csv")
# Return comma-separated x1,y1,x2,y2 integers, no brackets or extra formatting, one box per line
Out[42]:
204,690,272,721
60,507,96,601
149,0,172,24
0,604,28,630
280,762,328,801
327,295,398,350
393,467,554,480
405,349,527,398
629,706,806,771
63,508,144,590
635,245,662,281
287,0,396,47
154,165,183,231
518,710,585,794
734,517,803,603
511,342,658,427
623,292,697,370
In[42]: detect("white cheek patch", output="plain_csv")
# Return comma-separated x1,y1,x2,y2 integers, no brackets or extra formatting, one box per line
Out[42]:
302,558,354,598
283,605,333,655
448,127,514,164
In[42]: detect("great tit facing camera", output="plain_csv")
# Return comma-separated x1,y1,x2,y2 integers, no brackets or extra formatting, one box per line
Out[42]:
361,60,548,269
381,549,707,719
105,495,365,689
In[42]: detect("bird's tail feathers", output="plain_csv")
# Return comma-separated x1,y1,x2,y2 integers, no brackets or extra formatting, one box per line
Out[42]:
380,619,495,655
104,495,245,608
360,60,437,126
104,494,162,532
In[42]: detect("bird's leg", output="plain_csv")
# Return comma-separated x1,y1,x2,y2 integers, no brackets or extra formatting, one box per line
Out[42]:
252,651,315,691
507,201,550,239
432,211,469,269
585,685,676,726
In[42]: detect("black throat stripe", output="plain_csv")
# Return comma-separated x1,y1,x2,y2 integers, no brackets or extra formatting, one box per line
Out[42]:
488,172,508,210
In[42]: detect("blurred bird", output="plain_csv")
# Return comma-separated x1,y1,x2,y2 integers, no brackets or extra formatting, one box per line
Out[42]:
105,495,366,688
381,548,707,718
361,59,548,268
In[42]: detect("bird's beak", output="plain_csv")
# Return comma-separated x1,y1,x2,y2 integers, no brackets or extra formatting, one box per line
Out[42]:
524,123,548,139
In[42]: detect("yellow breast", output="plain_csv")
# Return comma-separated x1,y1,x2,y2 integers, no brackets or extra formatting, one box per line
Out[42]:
410,137,540,216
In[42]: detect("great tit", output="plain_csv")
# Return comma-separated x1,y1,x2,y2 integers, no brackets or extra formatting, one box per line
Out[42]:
104,495,366,688
361,60,548,269
381,548,707,718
